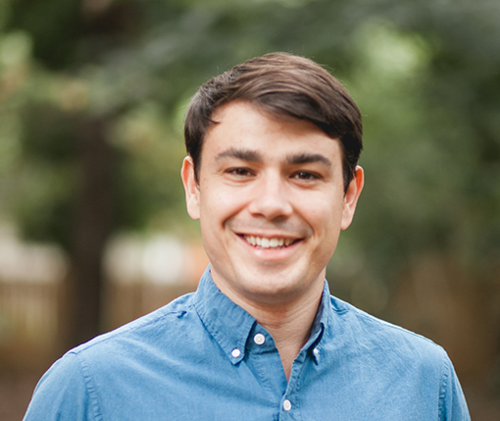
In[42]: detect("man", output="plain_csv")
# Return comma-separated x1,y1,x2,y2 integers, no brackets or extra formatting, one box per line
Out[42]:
24,53,469,420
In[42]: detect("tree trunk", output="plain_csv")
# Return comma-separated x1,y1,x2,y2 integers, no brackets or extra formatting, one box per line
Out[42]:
69,116,114,347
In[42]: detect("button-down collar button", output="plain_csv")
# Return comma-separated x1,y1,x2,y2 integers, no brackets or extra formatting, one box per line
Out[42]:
313,347,319,355
231,348,241,358
253,333,265,345
283,399,292,411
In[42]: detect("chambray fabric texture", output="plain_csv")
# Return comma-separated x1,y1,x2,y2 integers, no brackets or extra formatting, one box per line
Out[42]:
24,266,469,421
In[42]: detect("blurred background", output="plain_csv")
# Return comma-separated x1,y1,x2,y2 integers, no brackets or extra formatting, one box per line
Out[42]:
0,0,499,419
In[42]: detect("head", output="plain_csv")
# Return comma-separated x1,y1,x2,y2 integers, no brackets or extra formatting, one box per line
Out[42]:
181,53,364,311
184,52,363,192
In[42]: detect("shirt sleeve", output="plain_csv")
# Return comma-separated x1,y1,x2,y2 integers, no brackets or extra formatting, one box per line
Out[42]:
23,352,99,421
438,354,470,421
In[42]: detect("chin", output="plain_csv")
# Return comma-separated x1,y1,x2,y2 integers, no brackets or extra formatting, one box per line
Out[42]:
241,277,306,301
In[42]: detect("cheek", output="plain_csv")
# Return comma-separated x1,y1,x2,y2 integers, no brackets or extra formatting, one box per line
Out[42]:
199,183,247,224
301,195,344,230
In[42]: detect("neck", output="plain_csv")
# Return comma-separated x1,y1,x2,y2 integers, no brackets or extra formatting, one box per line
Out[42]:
257,291,322,380
213,274,325,381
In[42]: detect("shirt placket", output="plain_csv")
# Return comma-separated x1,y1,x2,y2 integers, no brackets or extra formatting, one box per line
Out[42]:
246,324,312,421
277,349,309,421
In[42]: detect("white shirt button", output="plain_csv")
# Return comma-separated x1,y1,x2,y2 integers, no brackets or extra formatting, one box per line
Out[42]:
253,333,265,345
313,348,319,355
231,348,241,358
283,399,292,411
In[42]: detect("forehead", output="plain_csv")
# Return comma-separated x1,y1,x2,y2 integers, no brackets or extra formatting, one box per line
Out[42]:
203,101,341,160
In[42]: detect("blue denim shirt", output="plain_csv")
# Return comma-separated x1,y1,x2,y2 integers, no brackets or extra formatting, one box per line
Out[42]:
24,267,469,420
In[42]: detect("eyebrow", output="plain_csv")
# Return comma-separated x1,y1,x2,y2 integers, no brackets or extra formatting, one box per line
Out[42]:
215,148,332,167
285,152,332,167
215,148,263,163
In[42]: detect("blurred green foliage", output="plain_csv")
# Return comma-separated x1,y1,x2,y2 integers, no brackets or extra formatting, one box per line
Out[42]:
0,0,499,312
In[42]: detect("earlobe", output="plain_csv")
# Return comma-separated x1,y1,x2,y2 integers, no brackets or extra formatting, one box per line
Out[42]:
341,166,364,230
181,156,201,220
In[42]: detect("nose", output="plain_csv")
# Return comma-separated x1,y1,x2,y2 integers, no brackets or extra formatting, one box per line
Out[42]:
247,172,293,220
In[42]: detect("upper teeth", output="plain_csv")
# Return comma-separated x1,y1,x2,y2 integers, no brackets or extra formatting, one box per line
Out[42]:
244,236,294,248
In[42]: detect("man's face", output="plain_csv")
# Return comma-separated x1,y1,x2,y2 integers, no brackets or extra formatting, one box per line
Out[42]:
182,101,363,310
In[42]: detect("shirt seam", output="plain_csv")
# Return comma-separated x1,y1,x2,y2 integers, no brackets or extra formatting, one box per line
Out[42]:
71,308,189,355
344,302,441,348
437,351,450,420
72,351,103,421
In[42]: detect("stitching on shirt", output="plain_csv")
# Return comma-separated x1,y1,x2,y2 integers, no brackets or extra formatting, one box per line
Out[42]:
437,352,450,420
245,345,282,395
193,266,231,352
286,353,307,421
334,297,454,419
329,295,349,315
194,297,244,362
74,351,104,421
342,299,440,348
71,299,194,354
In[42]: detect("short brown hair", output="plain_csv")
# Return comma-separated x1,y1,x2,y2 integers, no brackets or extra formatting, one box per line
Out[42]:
184,52,363,191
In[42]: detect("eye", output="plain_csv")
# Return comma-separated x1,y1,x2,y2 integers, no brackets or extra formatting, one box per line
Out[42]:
227,167,253,177
292,171,320,181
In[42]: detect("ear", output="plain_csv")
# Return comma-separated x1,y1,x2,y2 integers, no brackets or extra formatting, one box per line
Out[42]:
181,156,201,220
341,166,364,230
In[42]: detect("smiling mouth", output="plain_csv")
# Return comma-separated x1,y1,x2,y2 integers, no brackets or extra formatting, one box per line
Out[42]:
242,235,298,249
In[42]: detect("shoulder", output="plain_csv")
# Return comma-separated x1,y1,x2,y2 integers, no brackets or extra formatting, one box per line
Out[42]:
24,292,201,420
83,291,194,343
58,291,199,374
323,295,470,419
23,352,95,421
328,294,448,367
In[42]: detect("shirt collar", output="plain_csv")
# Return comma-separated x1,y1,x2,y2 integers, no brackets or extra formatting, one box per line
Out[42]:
305,278,332,364
194,266,256,365
194,265,333,365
